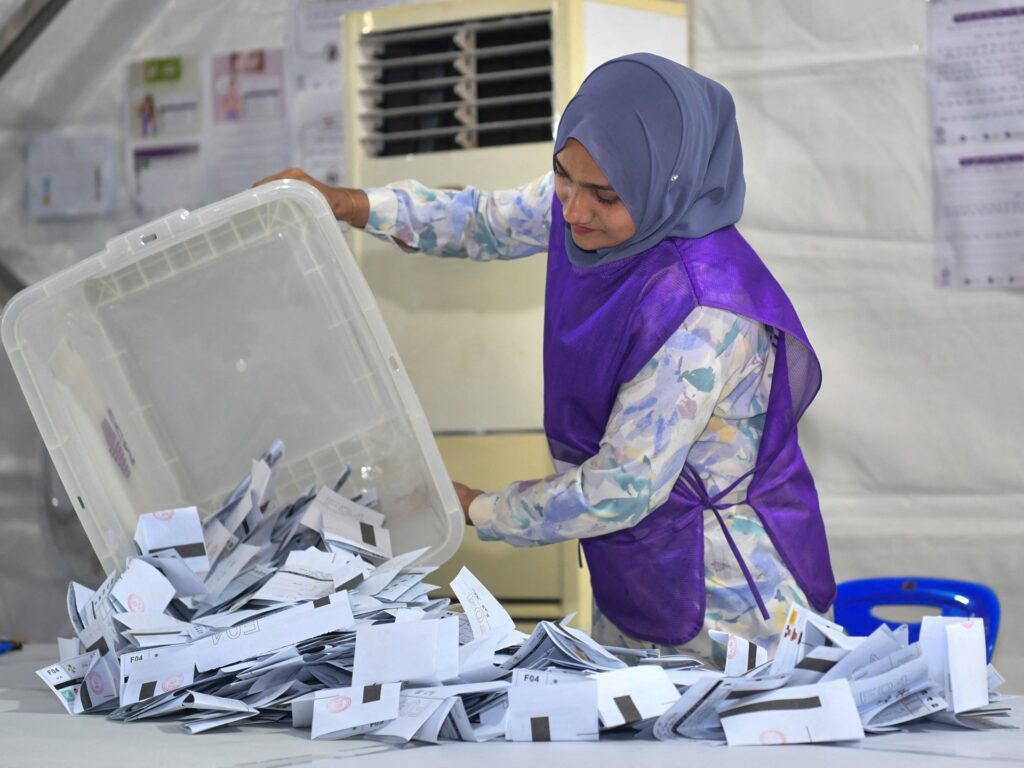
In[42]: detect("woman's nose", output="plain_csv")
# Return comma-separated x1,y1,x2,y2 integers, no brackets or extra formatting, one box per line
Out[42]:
562,188,588,223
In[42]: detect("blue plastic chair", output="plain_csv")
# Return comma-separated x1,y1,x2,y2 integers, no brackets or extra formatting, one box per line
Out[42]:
833,577,1000,661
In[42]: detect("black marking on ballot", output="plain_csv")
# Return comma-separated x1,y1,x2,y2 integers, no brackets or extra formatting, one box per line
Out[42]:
795,656,837,673
139,681,157,700
149,543,207,558
672,681,723,737
362,684,382,704
335,574,364,592
313,596,331,609
726,688,766,699
359,522,376,546
530,716,551,741
720,695,822,719
747,642,758,670
614,695,642,724
279,569,332,583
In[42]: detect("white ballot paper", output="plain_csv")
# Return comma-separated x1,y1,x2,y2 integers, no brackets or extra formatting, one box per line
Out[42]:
122,646,197,706
248,547,339,604
353,616,460,686
368,693,449,744
788,645,849,685
718,679,865,746
182,691,258,715
200,542,261,605
303,486,385,528
946,619,989,714
193,592,354,672
36,651,118,714
653,674,790,741
848,649,930,717
864,688,948,733
458,632,508,683
134,507,209,574
592,665,680,728
111,558,176,616
182,711,257,734
710,630,768,676
139,554,207,598
919,615,963,692
311,683,401,740
771,604,855,677
451,566,518,646
57,637,81,661
506,672,599,741
302,487,393,560
36,439,1014,747
820,624,905,683
202,519,237,567
356,546,429,597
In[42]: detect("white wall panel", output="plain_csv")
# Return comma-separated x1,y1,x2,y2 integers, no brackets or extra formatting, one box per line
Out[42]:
694,0,1024,683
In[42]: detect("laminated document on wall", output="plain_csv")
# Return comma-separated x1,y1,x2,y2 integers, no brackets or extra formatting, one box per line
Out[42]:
127,51,290,215
288,0,346,92
290,88,345,186
287,1,348,186
206,48,291,201
26,134,117,219
126,56,206,217
928,0,1024,289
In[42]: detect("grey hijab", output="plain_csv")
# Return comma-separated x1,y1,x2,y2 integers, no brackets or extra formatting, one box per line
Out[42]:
553,53,746,268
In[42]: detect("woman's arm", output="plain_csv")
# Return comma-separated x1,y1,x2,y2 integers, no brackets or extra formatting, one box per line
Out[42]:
466,307,768,546
253,168,370,226
363,174,552,260
255,168,553,261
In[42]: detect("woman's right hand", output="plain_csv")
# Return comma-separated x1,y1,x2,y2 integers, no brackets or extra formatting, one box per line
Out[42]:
253,168,369,227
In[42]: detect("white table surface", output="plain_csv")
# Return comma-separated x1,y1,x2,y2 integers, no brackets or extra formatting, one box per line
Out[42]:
1,644,1021,768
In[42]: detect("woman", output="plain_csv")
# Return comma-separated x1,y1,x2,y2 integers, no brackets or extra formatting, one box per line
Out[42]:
259,53,835,662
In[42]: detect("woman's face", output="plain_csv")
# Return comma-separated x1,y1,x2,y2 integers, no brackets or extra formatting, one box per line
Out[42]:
554,138,636,250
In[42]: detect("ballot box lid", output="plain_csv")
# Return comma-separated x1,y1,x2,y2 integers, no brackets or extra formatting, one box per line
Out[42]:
1,181,464,574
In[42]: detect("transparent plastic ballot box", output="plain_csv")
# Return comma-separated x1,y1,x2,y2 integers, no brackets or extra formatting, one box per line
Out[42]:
0,180,464,575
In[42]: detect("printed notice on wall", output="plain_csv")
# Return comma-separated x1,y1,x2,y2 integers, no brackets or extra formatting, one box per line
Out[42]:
287,0,347,186
928,0,1024,289
126,56,207,218
207,48,290,201
26,134,118,219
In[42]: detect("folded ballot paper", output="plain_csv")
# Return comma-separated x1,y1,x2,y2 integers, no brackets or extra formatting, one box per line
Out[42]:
40,442,1013,748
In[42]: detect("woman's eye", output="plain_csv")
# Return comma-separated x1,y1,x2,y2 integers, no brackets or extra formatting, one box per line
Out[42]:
596,194,620,206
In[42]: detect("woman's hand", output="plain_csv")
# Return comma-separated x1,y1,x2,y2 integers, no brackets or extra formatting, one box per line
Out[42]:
253,168,369,227
453,481,484,526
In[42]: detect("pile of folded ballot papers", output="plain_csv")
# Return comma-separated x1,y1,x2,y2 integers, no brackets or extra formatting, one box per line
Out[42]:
37,442,1012,745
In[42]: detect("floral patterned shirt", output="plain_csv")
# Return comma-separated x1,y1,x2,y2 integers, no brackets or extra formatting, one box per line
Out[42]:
362,173,810,659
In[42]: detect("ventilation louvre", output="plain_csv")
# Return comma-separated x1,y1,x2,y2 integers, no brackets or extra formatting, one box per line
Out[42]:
358,11,553,156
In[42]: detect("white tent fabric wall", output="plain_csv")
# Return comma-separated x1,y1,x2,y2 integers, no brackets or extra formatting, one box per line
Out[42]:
694,0,1024,683
0,0,24,29
0,0,297,641
0,0,413,641
0,0,290,289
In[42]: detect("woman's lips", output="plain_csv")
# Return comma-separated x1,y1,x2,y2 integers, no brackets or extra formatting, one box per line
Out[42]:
571,224,596,235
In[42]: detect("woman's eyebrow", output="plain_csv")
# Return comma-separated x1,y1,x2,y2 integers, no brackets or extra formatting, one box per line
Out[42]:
553,158,617,192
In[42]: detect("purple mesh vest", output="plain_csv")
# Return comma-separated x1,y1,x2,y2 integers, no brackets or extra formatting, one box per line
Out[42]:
544,198,836,645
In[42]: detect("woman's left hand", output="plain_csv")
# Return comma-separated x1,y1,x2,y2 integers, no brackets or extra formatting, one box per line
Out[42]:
453,481,484,526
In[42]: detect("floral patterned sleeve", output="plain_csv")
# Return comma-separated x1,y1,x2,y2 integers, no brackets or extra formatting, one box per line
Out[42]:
467,306,767,546
361,172,553,260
